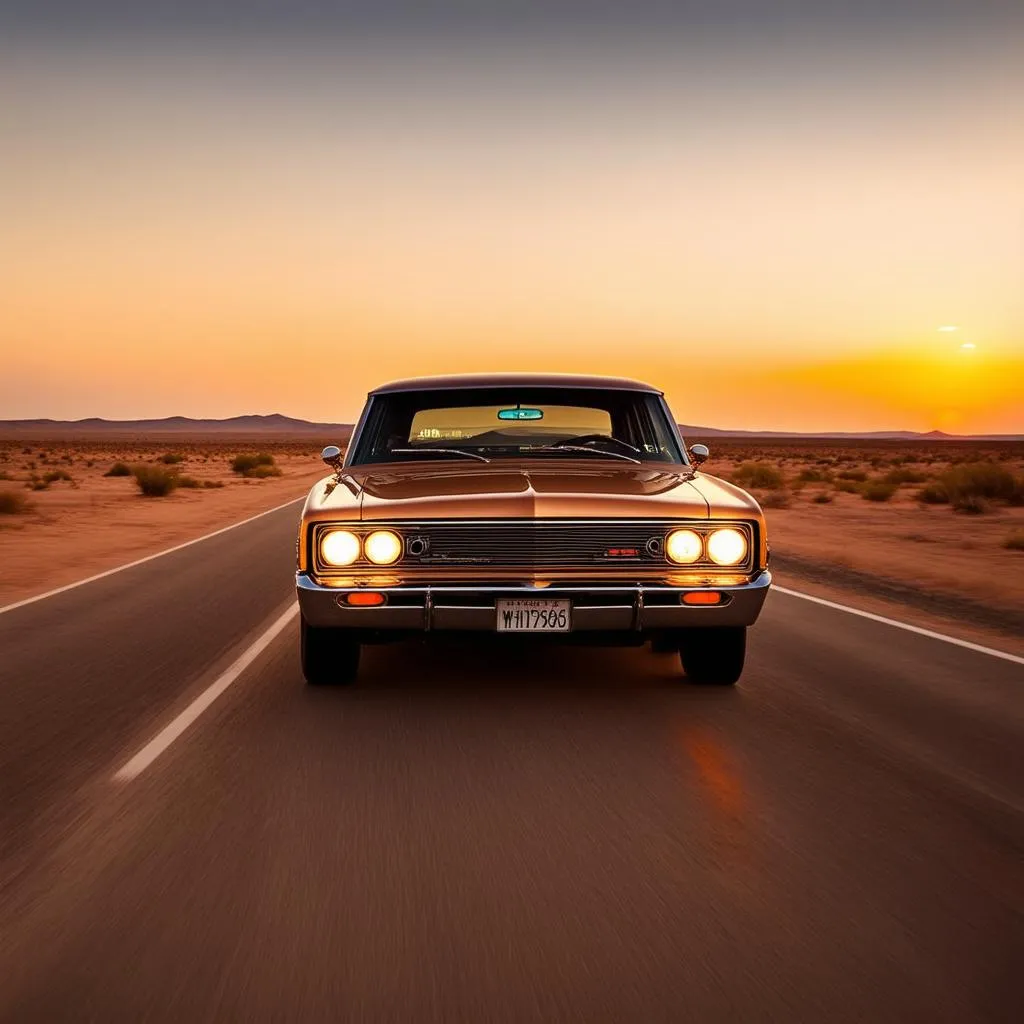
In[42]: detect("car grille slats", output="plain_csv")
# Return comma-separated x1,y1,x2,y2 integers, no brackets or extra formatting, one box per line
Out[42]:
410,522,663,567
312,520,755,575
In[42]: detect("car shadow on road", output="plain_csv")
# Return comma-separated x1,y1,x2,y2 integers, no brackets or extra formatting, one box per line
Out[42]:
295,636,744,709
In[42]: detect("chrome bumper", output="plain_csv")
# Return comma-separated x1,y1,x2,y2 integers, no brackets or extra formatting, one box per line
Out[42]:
296,571,771,632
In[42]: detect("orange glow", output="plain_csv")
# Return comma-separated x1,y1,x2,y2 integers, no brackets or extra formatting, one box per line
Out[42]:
345,592,386,607
1,37,1021,433
682,592,723,605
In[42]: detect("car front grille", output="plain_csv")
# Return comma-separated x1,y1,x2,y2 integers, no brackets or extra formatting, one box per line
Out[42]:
312,519,756,575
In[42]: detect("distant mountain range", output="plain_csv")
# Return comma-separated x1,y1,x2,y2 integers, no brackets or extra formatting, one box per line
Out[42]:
0,414,1019,441
0,414,353,437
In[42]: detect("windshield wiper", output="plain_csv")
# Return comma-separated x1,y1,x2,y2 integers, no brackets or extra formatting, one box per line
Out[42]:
388,447,491,463
533,445,641,464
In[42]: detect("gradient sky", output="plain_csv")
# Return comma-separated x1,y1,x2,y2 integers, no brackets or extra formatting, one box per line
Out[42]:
2,2,1022,432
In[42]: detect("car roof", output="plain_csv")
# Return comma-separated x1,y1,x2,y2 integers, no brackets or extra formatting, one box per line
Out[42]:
370,373,662,396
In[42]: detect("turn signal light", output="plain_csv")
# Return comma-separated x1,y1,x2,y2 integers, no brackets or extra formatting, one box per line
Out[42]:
345,592,386,606
682,592,723,605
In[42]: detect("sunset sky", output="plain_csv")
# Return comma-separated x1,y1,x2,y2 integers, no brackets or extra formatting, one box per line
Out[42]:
2,2,1022,433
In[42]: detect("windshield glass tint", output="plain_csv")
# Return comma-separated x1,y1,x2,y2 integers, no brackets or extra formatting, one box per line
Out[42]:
349,388,684,465
410,405,612,443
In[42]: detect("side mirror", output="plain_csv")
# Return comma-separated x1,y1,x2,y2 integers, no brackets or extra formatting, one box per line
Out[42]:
689,443,709,466
321,445,343,470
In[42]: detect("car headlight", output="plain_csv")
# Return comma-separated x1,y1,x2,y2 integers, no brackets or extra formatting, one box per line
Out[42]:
320,529,360,567
665,529,703,564
364,530,402,565
706,528,748,566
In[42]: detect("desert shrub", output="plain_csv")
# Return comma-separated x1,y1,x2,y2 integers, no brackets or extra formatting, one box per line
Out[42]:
1003,530,1024,552
862,481,897,502
105,462,132,477
25,475,49,491
834,479,861,494
160,452,185,464
838,469,868,482
759,489,791,509
941,462,1015,503
798,468,832,483
176,475,202,488
883,467,927,485
203,480,225,488
42,469,73,484
812,492,833,504
0,470,11,481
244,463,283,479
0,490,30,514
953,495,989,515
732,462,785,490
916,482,948,504
131,464,178,497
1009,476,1024,507
231,452,276,474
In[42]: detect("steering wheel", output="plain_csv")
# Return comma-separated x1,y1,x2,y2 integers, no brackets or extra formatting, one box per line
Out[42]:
552,434,642,456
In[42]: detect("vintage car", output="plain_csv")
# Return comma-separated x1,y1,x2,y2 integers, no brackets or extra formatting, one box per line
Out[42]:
296,373,771,686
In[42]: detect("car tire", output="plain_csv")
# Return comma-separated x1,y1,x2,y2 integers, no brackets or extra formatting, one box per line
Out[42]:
679,627,746,686
301,617,360,686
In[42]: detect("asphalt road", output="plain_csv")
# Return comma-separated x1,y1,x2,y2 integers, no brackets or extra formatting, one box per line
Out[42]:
1,502,1022,1022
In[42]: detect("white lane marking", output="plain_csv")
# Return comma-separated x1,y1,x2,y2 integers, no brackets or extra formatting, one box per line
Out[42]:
0,496,305,616
773,585,1024,666
113,602,299,782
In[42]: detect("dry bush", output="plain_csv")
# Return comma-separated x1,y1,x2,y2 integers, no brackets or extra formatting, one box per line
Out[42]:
159,452,185,464
883,467,928,485
1004,530,1024,552
811,491,833,504
922,462,1019,513
177,476,225,489
131,464,178,497
231,452,276,474
838,469,868,482
731,462,785,489
759,489,791,509
916,482,948,504
105,462,132,477
42,469,73,484
862,480,897,502
834,479,861,494
0,490,30,515
244,464,283,479
797,467,832,483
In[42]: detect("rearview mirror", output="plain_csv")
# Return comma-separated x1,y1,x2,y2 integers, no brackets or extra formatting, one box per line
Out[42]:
321,445,343,469
689,443,709,466
497,407,544,421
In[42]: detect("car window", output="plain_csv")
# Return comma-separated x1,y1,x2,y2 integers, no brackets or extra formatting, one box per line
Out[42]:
409,406,612,444
349,388,684,465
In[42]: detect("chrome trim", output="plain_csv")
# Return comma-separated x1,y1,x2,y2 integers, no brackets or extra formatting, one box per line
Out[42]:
296,571,771,632
311,518,757,577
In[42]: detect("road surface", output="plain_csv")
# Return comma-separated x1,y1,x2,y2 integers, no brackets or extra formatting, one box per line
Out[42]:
1,501,1021,1022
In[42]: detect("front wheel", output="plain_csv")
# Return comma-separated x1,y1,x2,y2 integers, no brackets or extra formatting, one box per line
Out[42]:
679,627,746,686
301,617,360,686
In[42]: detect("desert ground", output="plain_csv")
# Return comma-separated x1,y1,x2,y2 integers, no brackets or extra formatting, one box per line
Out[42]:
2,435,1021,649
0,438,328,605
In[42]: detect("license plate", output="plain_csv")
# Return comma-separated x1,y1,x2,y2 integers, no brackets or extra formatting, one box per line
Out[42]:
496,598,571,632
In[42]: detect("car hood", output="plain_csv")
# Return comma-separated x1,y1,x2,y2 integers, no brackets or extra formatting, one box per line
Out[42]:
308,460,729,520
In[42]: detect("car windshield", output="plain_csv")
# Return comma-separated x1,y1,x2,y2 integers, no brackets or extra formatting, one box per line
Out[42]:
348,387,685,466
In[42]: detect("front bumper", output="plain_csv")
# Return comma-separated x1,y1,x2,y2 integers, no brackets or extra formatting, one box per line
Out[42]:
296,571,772,633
